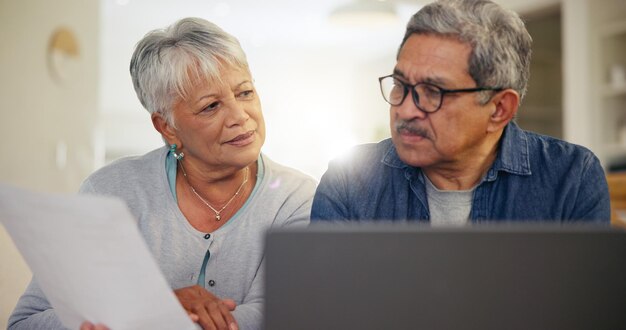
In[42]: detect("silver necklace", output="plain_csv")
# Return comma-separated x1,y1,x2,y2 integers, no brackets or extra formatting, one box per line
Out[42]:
179,163,249,221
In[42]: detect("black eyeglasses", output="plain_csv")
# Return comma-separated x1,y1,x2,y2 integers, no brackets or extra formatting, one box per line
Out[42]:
378,75,503,113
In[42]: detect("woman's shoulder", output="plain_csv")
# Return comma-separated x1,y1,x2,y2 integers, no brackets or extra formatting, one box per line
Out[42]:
242,154,316,227
80,147,166,193
255,154,318,206
260,154,318,186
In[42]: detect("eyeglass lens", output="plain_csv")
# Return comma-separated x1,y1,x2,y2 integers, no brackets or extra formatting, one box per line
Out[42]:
380,76,442,112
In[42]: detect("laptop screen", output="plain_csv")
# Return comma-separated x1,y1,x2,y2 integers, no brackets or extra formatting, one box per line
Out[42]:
265,223,626,330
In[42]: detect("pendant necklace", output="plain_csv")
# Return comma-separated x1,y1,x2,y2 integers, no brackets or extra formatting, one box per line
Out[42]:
179,162,249,221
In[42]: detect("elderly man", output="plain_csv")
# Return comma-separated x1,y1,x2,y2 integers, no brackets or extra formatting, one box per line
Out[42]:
311,0,610,224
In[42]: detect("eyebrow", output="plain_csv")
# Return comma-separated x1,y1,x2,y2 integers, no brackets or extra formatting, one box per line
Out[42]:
392,68,407,81
392,68,448,86
234,80,253,90
193,80,253,105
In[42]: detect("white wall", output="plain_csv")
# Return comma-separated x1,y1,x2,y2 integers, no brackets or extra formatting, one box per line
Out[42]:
0,0,99,326
98,0,412,179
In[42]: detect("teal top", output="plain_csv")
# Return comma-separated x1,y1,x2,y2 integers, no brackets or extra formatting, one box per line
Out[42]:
165,150,265,288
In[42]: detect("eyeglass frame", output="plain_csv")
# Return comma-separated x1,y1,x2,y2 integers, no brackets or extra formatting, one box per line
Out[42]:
378,74,504,113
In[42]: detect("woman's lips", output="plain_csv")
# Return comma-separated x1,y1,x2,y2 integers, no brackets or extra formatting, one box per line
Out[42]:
225,130,255,146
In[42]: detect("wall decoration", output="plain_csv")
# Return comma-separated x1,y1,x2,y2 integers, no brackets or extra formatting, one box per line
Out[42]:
47,27,80,82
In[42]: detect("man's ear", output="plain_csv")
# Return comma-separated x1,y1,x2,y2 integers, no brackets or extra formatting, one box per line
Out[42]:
151,113,179,147
487,89,519,133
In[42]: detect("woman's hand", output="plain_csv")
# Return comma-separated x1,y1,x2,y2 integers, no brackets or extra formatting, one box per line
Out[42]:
80,321,110,330
174,285,238,330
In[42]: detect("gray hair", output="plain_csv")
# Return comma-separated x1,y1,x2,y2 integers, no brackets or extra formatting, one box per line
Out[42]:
399,0,532,103
130,17,248,125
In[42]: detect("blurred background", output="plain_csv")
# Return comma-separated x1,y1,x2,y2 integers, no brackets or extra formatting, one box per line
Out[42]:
2,0,626,325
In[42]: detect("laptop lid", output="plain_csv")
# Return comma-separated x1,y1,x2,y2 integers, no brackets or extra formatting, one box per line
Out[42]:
265,224,626,330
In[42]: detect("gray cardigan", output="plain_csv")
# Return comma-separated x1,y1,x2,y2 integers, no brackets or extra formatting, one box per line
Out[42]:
8,147,317,330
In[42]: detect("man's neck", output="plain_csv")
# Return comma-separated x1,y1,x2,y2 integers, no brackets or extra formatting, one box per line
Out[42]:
423,133,502,191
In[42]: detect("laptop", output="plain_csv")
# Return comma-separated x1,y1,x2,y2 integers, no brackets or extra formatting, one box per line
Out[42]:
264,223,626,330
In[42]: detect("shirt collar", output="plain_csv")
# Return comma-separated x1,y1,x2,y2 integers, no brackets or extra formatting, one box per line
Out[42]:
489,121,531,178
381,121,532,179
382,139,407,169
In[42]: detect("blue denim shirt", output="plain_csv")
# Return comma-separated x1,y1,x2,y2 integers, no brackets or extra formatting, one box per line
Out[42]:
311,122,610,223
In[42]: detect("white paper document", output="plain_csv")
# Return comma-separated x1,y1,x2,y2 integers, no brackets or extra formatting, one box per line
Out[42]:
0,183,197,330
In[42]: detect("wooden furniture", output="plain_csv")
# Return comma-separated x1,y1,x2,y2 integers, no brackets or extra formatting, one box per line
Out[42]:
607,172,626,228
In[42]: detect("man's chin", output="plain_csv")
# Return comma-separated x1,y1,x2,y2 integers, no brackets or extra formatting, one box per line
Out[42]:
395,146,434,168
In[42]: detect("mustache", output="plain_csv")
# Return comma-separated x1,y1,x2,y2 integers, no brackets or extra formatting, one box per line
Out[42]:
395,120,431,139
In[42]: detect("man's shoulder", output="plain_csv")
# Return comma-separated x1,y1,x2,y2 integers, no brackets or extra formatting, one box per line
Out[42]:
523,129,597,161
503,122,598,164
332,139,394,166
320,139,401,186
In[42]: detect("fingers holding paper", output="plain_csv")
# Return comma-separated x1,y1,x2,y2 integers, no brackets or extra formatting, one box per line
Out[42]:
174,285,239,330
80,321,110,330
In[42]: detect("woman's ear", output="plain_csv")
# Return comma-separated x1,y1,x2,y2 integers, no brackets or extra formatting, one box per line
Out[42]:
151,113,179,147
487,89,519,133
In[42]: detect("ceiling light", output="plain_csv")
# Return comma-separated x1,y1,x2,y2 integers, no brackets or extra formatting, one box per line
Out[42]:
329,0,399,27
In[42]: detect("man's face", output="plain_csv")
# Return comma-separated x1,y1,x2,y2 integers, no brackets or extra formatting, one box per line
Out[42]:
390,33,496,170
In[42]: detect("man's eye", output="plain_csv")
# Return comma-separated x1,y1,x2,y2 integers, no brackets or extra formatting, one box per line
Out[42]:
422,86,441,98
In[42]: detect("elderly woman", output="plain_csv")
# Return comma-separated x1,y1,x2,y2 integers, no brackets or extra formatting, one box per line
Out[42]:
8,17,316,330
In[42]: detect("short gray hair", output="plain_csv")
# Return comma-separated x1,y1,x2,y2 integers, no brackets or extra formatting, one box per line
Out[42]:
399,0,532,102
130,17,248,125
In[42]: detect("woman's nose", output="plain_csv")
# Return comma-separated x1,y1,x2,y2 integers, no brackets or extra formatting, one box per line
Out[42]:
224,99,250,127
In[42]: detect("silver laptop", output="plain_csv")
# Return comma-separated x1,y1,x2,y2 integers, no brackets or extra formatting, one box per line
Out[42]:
264,223,626,330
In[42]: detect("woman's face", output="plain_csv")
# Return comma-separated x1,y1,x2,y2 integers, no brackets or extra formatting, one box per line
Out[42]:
170,65,265,171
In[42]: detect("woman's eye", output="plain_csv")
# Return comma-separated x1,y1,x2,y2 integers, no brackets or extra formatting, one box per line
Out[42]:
238,90,254,99
202,101,220,113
